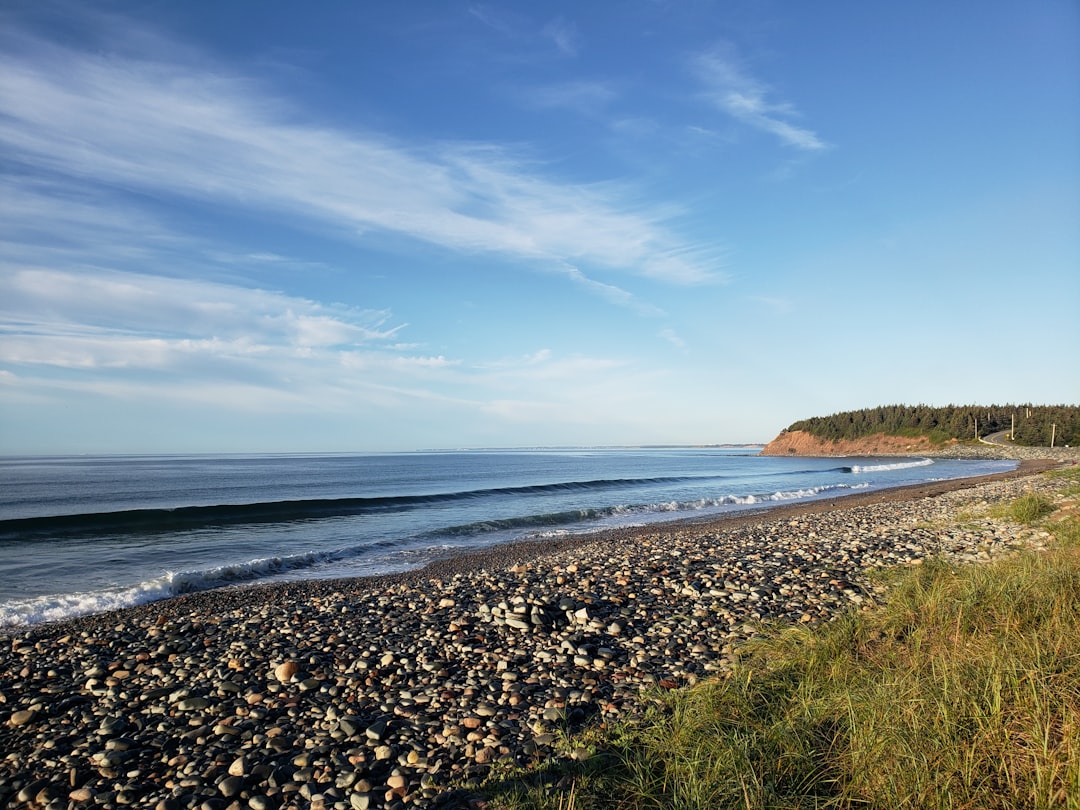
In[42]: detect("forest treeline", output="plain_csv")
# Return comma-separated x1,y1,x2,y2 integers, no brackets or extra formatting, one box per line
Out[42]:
787,404,1080,447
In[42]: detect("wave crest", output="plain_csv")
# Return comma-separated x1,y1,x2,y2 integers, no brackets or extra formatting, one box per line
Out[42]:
846,458,934,473
0,475,709,538
0,546,349,628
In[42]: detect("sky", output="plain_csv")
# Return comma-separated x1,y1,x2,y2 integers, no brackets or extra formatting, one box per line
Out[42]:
1,1,1078,454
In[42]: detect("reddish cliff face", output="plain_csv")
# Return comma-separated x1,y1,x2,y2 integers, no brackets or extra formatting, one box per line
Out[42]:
760,430,953,457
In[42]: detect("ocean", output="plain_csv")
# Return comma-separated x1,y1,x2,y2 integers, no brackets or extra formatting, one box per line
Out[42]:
0,448,1016,628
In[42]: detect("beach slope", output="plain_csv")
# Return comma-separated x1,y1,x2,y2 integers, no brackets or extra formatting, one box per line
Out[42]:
0,459,1068,808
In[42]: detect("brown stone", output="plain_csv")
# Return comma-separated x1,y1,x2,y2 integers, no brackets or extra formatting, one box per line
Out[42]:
274,661,299,683
9,709,36,726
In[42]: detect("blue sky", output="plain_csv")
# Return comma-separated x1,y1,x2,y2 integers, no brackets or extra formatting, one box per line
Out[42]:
1,1,1078,454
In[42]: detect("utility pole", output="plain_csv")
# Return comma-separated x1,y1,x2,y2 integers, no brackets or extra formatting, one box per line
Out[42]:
974,416,979,441
1051,424,1056,448
1011,414,1015,441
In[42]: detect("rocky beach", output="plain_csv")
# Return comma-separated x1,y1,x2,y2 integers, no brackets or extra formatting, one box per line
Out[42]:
2,452,1076,810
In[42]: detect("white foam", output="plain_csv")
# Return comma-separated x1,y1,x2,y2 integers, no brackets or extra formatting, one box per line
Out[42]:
0,548,345,628
0,576,176,628
848,458,934,473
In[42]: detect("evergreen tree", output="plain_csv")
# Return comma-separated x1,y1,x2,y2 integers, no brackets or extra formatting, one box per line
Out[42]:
787,405,1079,447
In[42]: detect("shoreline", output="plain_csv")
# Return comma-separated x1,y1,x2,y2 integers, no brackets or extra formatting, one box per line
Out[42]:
0,457,1070,809
12,457,1056,640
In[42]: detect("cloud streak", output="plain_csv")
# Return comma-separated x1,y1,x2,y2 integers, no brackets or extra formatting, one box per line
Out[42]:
525,80,618,114
693,44,826,151
542,17,581,56
0,21,718,287
0,267,403,373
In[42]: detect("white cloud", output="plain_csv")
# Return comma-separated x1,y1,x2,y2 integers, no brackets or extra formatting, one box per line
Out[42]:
526,80,617,114
692,45,826,152
542,17,582,56
0,176,184,267
2,267,397,345
474,349,670,431
482,399,563,423
467,4,516,37
556,263,667,317
750,295,794,315
0,262,656,431
0,21,718,287
0,267,403,378
338,352,459,374
521,349,553,366
658,328,686,349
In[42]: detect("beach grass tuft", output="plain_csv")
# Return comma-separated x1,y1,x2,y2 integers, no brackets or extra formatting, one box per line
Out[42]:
990,491,1056,525
485,475,1080,809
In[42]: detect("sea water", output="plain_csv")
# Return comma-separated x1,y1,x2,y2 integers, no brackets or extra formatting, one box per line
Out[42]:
0,448,1016,627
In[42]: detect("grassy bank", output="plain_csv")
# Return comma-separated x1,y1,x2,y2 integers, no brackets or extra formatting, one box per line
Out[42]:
484,468,1080,809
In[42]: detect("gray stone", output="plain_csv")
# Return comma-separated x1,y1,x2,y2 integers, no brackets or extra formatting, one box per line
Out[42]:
218,775,244,798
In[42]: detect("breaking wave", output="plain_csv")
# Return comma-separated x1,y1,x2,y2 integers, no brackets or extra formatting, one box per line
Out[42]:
0,543,367,628
0,475,711,539
844,458,934,473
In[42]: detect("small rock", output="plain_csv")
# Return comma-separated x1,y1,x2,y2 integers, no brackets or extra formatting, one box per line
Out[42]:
365,719,388,741
9,708,36,726
274,661,299,683
219,775,244,798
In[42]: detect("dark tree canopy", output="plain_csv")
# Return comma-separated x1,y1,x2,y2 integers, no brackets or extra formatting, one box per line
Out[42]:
787,404,1079,448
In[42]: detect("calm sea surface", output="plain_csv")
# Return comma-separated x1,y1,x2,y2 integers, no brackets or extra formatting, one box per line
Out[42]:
0,449,1016,627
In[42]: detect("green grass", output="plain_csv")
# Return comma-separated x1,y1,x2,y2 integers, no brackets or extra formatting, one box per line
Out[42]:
485,478,1080,810
1048,466,1080,498
990,492,1056,525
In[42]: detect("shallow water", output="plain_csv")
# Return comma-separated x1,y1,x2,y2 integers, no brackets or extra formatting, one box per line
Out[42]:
0,448,1016,626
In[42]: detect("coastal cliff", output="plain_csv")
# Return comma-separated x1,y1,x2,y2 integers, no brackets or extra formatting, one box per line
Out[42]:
760,430,1080,461
760,429,951,457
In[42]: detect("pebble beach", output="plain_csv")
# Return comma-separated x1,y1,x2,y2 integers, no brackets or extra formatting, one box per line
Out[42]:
1,455,1074,810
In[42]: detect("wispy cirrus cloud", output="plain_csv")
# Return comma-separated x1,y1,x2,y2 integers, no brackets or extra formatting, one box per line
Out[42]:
692,44,826,152
476,348,670,431
0,253,659,424
658,328,686,349
750,295,794,315
555,262,666,317
466,4,517,37
0,176,185,267
525,80,618,114
542,16,581,56
0,262,474,417
0,267,402,365
0,21,718,288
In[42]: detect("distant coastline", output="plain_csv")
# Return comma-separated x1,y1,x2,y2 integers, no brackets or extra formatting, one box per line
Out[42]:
415,443,765,452
760,429,1080,462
